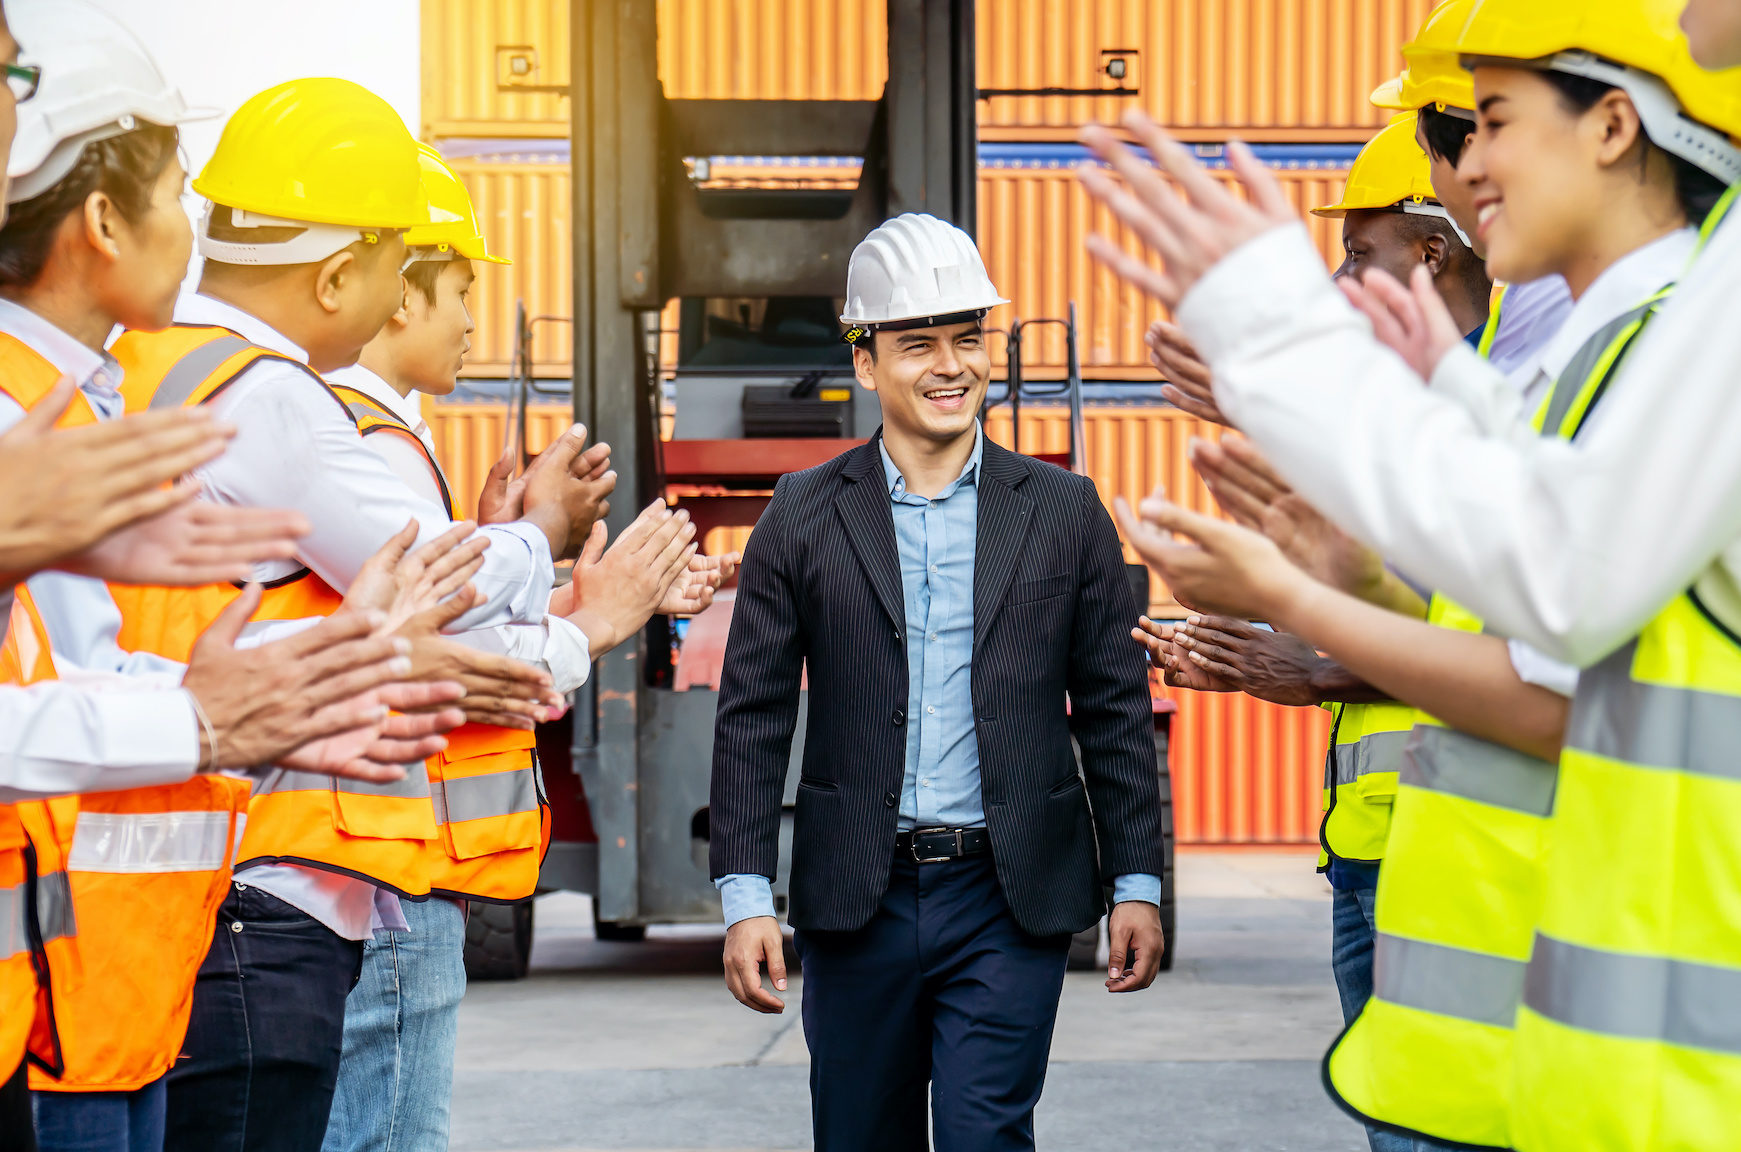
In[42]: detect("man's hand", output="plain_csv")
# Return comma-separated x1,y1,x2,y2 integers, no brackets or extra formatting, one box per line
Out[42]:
1147,320,1230,426
657,550,740,617
339,520,489,635
564,501,697,656
722,915,787,1013
278,681,467,782
0,379,242,581
1106,901,1164,992
477,445,530,525
182,586,429,773
519,423,616,561
58,495,309,587
1338,264,1463,382
1170,616,1330,707
1114,486,1312,622
1078,110,1297,312
1133,615,1237,692
397,585,565,729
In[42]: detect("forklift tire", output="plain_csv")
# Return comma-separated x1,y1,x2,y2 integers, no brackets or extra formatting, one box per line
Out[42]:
463,900,533,981
593,905,647,943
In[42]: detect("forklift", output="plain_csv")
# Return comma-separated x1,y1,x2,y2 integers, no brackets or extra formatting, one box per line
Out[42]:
462,0,1176,979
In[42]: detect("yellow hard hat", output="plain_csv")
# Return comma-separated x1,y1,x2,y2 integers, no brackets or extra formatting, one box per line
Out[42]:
1454,0,1741,183
193,77,425,230
1370,0,1477,114
1313,113,1445,218
404,145,509,265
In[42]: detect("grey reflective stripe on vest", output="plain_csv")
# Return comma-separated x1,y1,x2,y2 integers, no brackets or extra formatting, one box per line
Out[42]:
2,871,78,953
1524,933,1741,1056
1536,300,1657,436
345,399,403,428
34,868,73,944
1566,641,1741,782
147,335,253,410
1375,932,1526,1028
432,767,539,827
1401,725,1557,816
256,762,433,801
1332,728,1411,786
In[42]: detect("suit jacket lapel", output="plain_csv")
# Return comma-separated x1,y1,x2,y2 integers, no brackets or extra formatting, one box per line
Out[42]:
834,440,906,632
974,442,1035,655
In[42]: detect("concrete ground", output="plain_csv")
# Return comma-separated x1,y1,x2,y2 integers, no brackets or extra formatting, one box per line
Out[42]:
451,850,1365,1152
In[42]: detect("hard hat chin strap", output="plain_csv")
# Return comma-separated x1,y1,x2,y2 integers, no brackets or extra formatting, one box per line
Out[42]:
197,203,383,267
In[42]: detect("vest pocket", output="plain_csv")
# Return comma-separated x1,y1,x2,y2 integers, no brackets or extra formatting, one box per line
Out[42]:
435,750,542,861
330,763,441,842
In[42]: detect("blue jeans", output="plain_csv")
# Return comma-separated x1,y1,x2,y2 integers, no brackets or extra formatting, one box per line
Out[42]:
32,1076,166,1152
321,897,466,1152
1331,886,1454,1152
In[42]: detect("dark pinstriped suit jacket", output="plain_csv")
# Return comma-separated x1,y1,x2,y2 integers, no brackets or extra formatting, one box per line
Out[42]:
708,436,1163,936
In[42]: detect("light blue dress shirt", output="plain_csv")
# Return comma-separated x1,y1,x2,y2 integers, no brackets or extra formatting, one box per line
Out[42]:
717,426,1160,926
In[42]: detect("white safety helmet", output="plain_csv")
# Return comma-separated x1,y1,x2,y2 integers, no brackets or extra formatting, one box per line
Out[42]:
6,0,215,205
839,213,1007,341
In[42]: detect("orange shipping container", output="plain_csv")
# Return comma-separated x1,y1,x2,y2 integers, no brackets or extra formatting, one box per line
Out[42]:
420,0,888,139
977,0,1434,141
425,401,1326,844
448,151,1351,377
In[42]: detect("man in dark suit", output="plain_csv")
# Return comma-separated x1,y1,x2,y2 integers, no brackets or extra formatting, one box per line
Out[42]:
709,213,1165,1152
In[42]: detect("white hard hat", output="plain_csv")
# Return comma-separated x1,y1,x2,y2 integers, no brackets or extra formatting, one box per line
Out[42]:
6,0,216,205
839,212,1008,331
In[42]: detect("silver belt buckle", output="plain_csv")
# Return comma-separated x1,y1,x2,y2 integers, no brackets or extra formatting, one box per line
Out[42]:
910,826,958,864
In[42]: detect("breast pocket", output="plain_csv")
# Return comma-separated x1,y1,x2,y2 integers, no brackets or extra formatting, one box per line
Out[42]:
1007,573,1071,604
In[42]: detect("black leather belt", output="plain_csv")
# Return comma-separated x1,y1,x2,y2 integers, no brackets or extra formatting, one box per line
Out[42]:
895,826,992,863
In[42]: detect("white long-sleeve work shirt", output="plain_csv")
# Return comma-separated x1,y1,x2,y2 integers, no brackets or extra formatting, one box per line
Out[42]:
0,301,201,800
324,363,593,693
1177,218,1739,668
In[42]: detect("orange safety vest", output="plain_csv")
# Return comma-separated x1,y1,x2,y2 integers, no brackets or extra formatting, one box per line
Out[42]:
1,591,73,1081
330,384,548,903
107,325,437,898
0,336,251,1090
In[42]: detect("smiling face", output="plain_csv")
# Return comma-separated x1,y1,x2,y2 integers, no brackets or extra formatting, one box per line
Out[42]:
854,319,990,447
1464,66,1622,286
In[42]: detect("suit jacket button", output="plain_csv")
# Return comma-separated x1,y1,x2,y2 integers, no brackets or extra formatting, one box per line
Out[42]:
884,791,897,807
892,709,905,727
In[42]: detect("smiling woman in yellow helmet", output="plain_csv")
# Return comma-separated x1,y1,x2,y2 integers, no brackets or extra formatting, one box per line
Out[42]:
1085,2,1740,1150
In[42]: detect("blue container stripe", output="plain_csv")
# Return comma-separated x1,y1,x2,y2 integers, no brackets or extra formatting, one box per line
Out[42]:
435,139,1359,171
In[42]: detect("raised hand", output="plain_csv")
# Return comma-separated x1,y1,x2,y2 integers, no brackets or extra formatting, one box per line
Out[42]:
1078,110,1297,312
1132,615,1236,692
1171,616,1332,708
60,495,308,587
519,423,616,560
477,445,529,525
278,681,467,782
182,586,434,775
396,584,565,730
0,379,240,582
565,501,698,656
1113,485,1310,622
1338,264,1463,381
657,550,740,617
340,520,489,635
1146,320,1230,426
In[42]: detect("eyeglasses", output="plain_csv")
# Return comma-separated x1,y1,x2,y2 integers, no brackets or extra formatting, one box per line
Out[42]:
5,63,40,103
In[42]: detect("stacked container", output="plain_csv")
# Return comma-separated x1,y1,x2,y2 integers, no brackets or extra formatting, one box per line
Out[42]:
417,0,1430,846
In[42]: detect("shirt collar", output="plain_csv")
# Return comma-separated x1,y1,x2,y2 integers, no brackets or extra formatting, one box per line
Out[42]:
879,422,984,500
0,296,121,400
1524,228,1698,386
174,291,310,363
325,363,427,433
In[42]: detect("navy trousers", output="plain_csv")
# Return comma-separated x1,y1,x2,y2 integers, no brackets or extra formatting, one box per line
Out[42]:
794,855,1072,1152
164,885,363,1152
